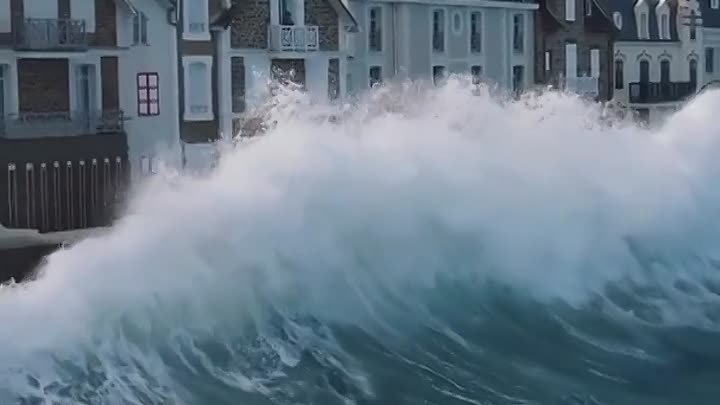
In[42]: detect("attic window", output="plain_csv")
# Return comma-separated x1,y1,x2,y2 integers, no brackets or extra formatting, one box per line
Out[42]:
639,12,649,39
613,12,622,30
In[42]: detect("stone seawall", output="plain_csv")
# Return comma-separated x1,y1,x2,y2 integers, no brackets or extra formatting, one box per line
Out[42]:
0,243,61,284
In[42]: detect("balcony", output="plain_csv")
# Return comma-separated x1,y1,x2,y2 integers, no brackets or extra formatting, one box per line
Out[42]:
628,82,696,104
268,25,319,52
0,111,125,139
14,18,88,51
565,76,599,97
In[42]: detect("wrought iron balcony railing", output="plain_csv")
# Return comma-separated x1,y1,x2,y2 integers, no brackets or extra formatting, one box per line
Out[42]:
268,25,319,52
14,18,88,50
628,81,696,103
0,110,125,139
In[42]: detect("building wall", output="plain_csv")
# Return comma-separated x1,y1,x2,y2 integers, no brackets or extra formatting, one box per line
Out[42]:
347,0,536,94
116,2,182,179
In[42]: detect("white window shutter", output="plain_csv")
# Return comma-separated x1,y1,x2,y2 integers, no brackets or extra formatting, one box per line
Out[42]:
565,43,577,78
590,49,600,78
566,0,576,21
545,51,551,71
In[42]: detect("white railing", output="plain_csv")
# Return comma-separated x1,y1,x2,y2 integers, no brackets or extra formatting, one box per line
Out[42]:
268,25,319,52
15,18,87,50
565,76,599,97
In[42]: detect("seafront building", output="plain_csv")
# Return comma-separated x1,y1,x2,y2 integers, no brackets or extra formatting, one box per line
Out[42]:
345,0,538,95
534,0,618,101
0,0,182,236
604,0,720,124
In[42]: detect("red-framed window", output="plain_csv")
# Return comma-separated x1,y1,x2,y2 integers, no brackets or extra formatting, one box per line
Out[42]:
137,72,159,116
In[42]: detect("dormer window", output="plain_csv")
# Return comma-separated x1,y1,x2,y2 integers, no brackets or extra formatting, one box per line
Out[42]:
657,0,671,39
639,12,649,39
613,12,623,29
634,0,650,39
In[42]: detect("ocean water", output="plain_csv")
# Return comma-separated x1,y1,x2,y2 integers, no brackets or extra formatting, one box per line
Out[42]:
2,79,720,405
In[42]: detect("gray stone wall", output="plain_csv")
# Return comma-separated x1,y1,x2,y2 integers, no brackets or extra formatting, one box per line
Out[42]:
305,0,339,51
230,0,270,49
536,0,613,101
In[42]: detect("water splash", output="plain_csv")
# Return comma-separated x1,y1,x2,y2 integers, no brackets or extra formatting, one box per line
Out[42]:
2,78,720,404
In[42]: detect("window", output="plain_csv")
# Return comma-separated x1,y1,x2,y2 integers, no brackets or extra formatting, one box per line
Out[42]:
137,72,159,116
660,13,669,39
707,48,715,73
183,0,210,40
0,65,5,118
585,0,592,16
614,59,623,89
639,12,648,39
452,12,462,34
713,0,719,10
565,42,577,77
470,12,482,53
133,12,149,45
660,59,670,83
369,7,382,52
231,57,245,113
513,14,524,53
590,48,600,78
471,65,482,84
433,65,446,85
566,0,575,21
613,12,623,29
545,50,551,71
369,66,382,87
690,11,697,41
432,9,445,52
512,65,524,95
182,56,213,120
328,58,340,100
690,59,698,88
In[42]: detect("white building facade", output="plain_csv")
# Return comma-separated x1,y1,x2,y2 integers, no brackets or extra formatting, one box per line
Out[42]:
606,0,720,124
346,0,538,94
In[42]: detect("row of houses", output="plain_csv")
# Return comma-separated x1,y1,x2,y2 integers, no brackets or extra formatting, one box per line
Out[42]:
0,0,716,237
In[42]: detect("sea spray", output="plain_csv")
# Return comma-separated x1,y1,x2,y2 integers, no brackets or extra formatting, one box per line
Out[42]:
1,79,720,404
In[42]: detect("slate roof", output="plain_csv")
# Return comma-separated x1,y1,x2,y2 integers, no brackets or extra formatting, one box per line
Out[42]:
602,0,679,41
698,1,720,28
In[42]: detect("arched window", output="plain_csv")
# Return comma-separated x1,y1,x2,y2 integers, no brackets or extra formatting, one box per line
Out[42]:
689,59,698,89
614,59,624,89
660,59,670,83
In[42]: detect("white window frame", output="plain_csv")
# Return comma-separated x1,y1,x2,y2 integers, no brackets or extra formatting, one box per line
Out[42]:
590,48,600,78
566,0,575,21
182,56,214,121
183,0,211,41
545,50,551,71
565,43,577,78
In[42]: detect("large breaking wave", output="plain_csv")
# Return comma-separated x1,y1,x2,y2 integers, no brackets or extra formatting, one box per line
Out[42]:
2,78,720,404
